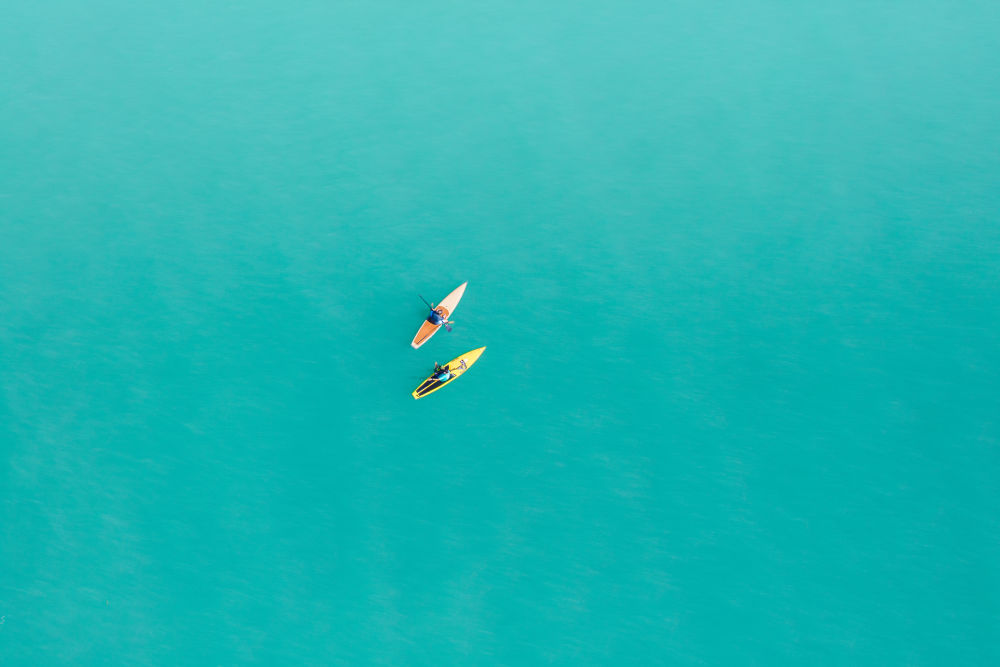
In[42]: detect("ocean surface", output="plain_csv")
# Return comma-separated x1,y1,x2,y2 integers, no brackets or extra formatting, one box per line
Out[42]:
2,1,999,664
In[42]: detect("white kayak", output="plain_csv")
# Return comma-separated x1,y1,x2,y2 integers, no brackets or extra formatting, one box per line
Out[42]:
411,282,467,349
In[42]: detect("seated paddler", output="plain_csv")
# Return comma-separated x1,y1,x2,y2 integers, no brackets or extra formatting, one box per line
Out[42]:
426,305,454,328
432,362,453,382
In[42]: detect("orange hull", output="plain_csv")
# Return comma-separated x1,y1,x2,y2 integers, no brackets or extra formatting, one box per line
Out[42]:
411,311,448,348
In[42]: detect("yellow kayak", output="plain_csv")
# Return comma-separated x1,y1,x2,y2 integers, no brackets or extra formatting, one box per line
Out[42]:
412,347,486,399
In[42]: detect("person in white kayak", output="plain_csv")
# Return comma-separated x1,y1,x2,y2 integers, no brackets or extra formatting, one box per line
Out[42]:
419,294,455,332
426,304,454,329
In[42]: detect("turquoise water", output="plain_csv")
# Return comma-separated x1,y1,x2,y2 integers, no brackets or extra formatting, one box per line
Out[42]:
2,1,999,663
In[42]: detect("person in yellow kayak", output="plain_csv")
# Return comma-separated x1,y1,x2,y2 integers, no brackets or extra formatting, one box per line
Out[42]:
432,362,453,382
